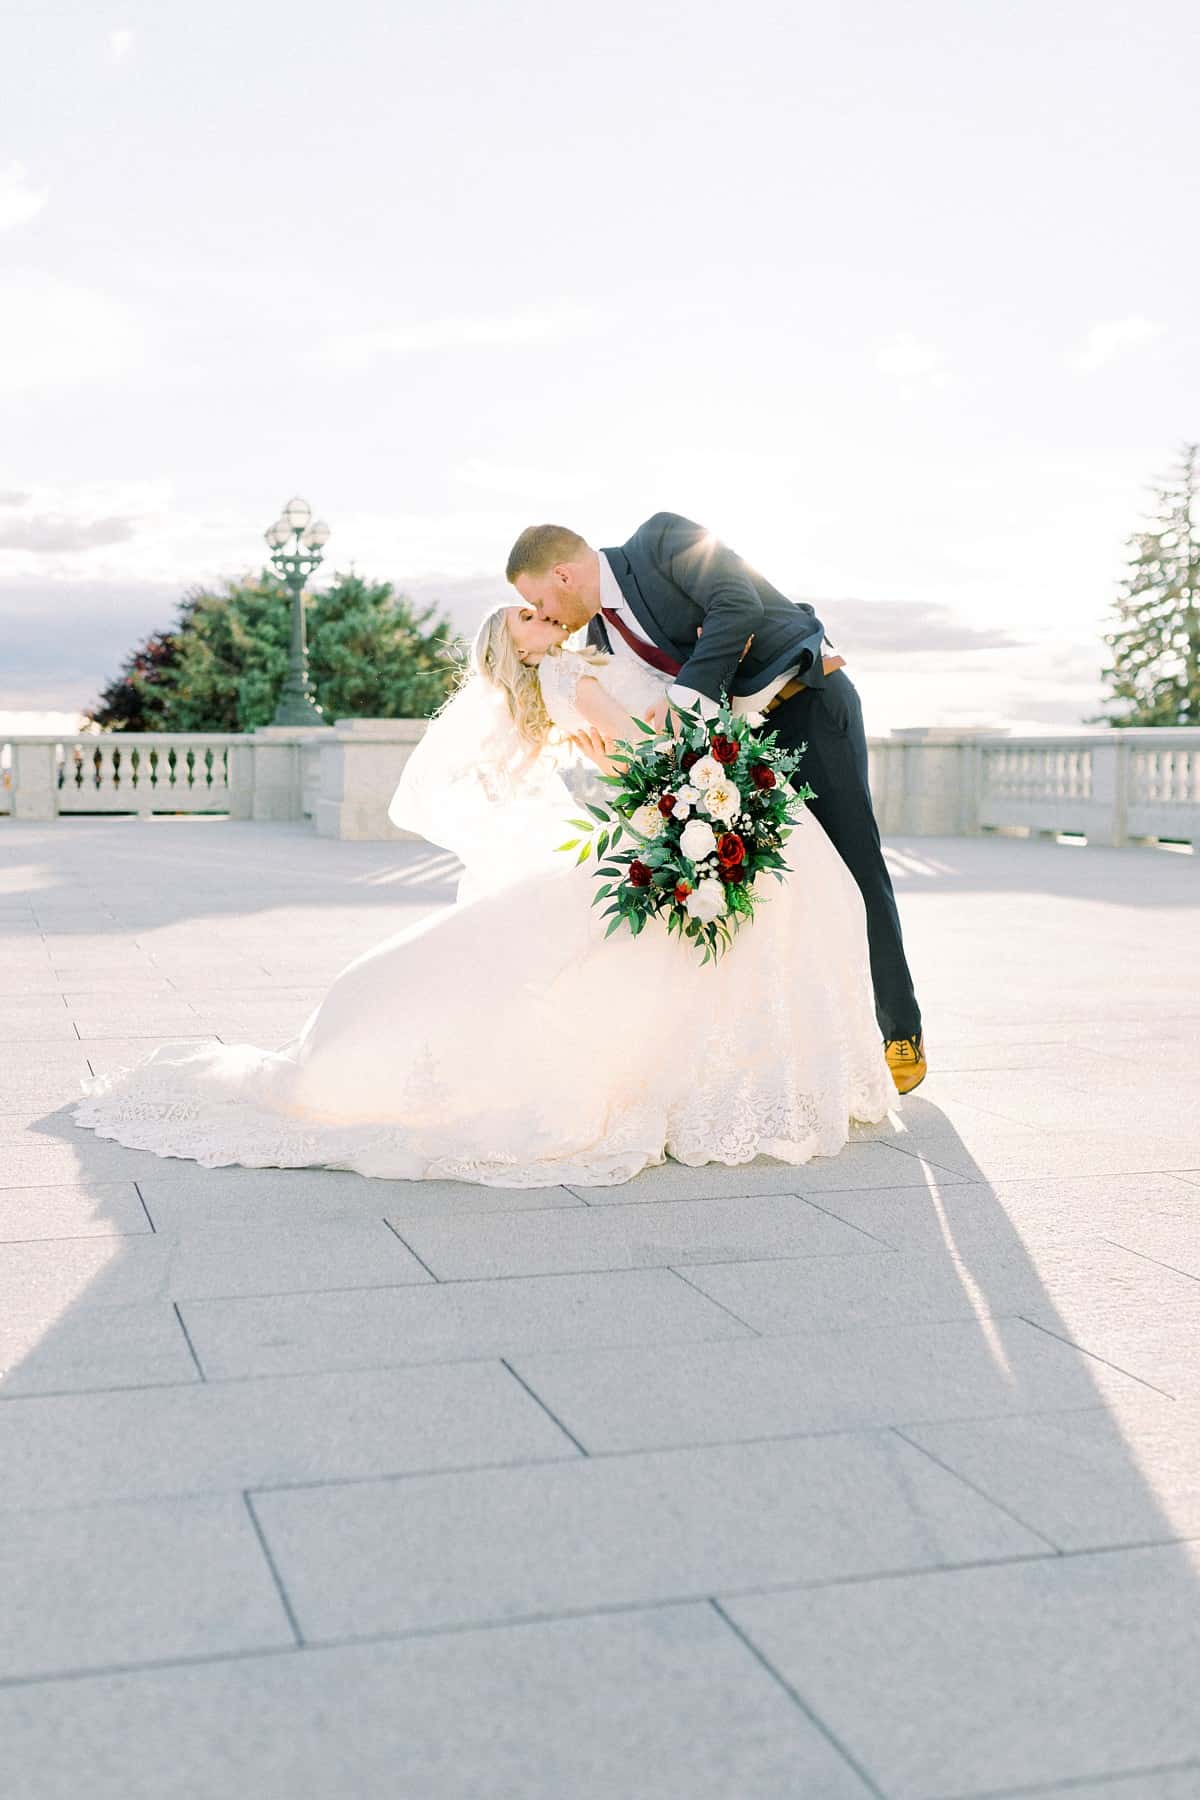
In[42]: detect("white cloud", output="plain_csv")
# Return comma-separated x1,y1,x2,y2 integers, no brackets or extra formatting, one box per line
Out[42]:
1071,316,1164,372
108,28,135,64
454,459,606,502
0,163,48,232
874,335,946,381
0,273,143,391
323,306,605,370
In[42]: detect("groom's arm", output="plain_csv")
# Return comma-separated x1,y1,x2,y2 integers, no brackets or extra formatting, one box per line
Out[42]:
641,514,826,716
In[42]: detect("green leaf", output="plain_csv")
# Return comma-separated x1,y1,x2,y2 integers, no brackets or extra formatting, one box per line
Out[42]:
554,839,580,852
575,841,592,864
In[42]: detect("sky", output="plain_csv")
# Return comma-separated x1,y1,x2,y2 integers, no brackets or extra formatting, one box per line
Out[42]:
1,0,1197,735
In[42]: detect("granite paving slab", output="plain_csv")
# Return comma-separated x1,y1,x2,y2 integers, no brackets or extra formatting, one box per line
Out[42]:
676,1237,1200,1337
0,1604,874,1798
0,1181,150,1240
180,1268,752,1380
249,1430,1045,1644
0,1361,577,1507
504,1316,1152,1454
389,1190,886,1280
721,1542,1200,1797
137,1168,585,1228
2,1300,199,1397
0,1219,432,1304
901,1394,1200,1550
0,1492,293,1682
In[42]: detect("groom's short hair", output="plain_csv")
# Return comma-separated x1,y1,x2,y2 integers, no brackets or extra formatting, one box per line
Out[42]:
505,524,589,583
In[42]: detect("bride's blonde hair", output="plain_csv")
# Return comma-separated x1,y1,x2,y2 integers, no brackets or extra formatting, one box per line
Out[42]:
469,607,606,753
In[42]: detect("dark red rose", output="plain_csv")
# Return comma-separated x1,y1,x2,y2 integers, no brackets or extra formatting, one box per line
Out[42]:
674,881,692,904
658,793,677,816
680,749,701,772
750,763,777,790
710,734,739,766
627,860,653,888
719,864,747,885
716,831,746,867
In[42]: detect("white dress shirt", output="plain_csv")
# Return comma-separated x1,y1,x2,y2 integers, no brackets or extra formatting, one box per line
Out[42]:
596,551,801,721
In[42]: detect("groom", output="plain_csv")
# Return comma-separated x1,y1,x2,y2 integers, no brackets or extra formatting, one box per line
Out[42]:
506,511,926,1093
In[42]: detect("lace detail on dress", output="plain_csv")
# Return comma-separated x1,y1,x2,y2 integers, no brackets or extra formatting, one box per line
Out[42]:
536,650,599,734
75,1044,890,1188
537,647,669,736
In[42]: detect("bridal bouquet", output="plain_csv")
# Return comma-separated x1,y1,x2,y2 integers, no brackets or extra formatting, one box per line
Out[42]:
557,700,813,963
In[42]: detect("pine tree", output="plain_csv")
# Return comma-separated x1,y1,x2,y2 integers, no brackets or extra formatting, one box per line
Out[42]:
88,572,461,731
1096,444,1200,727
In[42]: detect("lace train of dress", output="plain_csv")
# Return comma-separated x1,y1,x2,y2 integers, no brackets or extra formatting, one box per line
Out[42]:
75,807,894,1188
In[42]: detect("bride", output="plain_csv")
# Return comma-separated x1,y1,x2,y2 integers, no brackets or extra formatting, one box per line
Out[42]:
74,607,894,1187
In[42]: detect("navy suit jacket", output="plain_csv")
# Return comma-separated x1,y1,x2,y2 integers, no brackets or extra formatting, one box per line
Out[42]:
591,512,829,704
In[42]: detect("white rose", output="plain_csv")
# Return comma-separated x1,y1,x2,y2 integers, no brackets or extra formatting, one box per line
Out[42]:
679,818,717,863
686,879,727,923
687,755,725,791
629,802,664,840
676,784,701,806
701,777,740,822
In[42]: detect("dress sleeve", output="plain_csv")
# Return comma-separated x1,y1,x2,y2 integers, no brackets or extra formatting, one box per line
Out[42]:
537,651,594,732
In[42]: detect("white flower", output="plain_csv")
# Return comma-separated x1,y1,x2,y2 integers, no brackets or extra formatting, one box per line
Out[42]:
671,782,700,821
687,755,725,791
629,802,665,840
701,776,741,822
686,879,727,923
679,818,717,863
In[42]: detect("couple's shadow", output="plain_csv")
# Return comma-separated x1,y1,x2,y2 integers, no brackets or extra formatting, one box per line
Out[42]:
10,1091,1198,1781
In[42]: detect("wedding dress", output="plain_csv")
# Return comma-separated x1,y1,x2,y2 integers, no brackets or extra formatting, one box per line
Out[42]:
75,649,894,1187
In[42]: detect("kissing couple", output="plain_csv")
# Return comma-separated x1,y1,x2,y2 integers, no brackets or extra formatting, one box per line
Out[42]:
76,511,924,1188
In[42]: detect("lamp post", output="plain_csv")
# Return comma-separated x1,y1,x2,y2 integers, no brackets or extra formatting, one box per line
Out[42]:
264,496,332,727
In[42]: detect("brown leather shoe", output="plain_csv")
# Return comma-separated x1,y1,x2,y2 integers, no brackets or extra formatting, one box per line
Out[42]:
885,1034,927,1095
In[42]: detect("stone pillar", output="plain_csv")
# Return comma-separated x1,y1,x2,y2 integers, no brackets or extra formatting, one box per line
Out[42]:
11,741,59,821
316,720,428,841
886,728,1005,835
244,726,328,822
1088,738,1129,848
227,742,255,820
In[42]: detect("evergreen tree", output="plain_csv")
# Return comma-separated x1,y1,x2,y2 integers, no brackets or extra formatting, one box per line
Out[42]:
86,628,181,732
308,574,459,720
1096,444,1200,726
88,571,461,731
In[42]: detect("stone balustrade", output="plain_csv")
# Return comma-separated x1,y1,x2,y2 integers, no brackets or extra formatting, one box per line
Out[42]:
2,721,1198,848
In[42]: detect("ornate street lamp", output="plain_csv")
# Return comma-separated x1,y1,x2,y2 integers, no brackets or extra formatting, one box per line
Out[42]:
264,496,332,727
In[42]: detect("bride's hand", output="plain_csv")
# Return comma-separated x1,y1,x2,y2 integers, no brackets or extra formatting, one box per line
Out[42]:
569,727,618,777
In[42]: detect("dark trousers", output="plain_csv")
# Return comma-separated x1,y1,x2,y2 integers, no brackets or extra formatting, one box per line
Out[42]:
764,669,922,1043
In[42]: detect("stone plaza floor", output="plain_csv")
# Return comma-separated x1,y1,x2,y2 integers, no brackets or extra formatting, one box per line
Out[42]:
1,817,1199,1799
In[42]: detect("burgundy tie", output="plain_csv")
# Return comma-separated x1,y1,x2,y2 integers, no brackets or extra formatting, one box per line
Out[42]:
601,606,683,677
